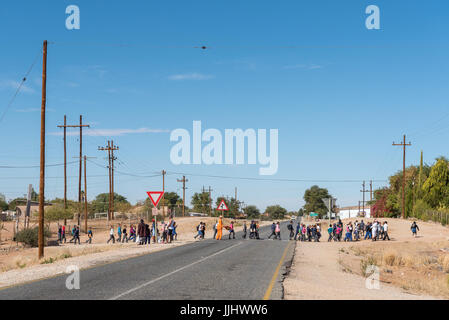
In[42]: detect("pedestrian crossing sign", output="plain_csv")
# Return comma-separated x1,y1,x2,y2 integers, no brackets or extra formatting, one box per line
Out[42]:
217,199,229,211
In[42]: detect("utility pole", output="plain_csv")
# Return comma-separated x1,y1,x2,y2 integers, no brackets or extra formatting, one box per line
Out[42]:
161,170,166,217
58,115,89,226
360,181,370,217
177,176,188,217
208,186,213,217
84,156,88,233
202,186,213,216
98,141,119,220
393,135,412,219
38,40,47,259
369,180,373,217
111,140,117,220
56,115,68,213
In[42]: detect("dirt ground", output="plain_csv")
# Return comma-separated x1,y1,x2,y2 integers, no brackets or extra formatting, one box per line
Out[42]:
284,217,449,300
0,216,269,288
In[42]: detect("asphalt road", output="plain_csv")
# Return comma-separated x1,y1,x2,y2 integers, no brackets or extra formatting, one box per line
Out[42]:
0,221,296,300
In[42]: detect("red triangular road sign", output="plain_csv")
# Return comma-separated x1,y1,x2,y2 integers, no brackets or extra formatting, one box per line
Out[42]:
217,199,229,211
146,191,164,207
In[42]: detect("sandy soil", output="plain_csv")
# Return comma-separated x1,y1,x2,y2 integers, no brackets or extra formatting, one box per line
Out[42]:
284,217,449,300
0,217,268,288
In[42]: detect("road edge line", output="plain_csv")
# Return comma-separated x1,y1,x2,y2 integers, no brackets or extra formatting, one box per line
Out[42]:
263,241,291,300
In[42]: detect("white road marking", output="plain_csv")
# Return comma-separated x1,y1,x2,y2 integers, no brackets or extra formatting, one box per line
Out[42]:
109,242,242,300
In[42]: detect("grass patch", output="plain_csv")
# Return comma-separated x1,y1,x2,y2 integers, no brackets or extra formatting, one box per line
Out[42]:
40,257,56,264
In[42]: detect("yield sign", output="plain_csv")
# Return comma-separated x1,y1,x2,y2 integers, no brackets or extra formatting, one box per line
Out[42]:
146,191,164,207
217,199,229,211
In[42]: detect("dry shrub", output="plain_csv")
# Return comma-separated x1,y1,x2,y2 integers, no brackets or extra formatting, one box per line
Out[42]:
383,250,400,266
402,255,416,267
438,254,449,273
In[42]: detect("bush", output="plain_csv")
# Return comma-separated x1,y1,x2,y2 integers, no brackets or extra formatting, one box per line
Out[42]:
15,227,51,247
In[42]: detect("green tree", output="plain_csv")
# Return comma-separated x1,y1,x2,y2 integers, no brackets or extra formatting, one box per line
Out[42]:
265,205,287,220
191,192,211,215
303,185,331,218
44,205,74,224
243,205,260,219
0,194,8,211
91,193,130,213
422,158,449,208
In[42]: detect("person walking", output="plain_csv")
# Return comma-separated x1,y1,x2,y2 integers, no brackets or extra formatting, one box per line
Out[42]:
62,225,66,243
275,222,281,240
372,221,378,241
137,219,145,245
294,222,300,240
86,227,93,244
242,221,247,239
411,221,419,237
228,221,235,239
194,222,203,239
129,225,136,242
382,221,390,240
117,224,122,243
172,222,178,241
268,222,276,239
58,225,62,243
122,225,128,243
107,225,115,244
73,226,81,245
327,224,333,242
144,223,151,245
213,220,218,239
168,217,176,243
216,217,223,240
288,221,294,240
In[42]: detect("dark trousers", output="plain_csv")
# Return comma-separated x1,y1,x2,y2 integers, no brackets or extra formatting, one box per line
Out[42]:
107,235,115,244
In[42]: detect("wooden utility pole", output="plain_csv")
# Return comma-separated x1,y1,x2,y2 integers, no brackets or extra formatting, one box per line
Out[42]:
84,156,88,233
202,186,213,217
38,40,47,259
111,140,117,220
208,186,213,217
393,135,412,219
58,116,89,225
177,176,188,217
98,141,119,220
161,170,166,217
360,181,370,216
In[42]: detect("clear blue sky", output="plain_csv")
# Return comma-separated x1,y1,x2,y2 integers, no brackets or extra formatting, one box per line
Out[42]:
1,0,449,211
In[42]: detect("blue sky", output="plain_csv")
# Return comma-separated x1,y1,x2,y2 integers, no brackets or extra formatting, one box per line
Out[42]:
1,0,449,211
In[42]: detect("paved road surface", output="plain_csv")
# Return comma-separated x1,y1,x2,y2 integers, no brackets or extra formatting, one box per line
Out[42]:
0,221,296,300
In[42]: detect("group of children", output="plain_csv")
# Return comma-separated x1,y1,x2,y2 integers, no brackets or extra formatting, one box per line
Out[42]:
56,217,178,246
57,225,93,245
325,219,391,242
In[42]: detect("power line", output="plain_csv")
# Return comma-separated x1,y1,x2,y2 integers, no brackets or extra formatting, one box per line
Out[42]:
0,47,41,124
166,171,387,183
0,161,78,169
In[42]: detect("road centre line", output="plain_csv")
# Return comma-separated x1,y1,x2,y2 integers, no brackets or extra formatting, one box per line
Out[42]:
109,242,242,300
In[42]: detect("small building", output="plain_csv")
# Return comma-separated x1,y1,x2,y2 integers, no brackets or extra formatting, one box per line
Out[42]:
337,206,371,219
